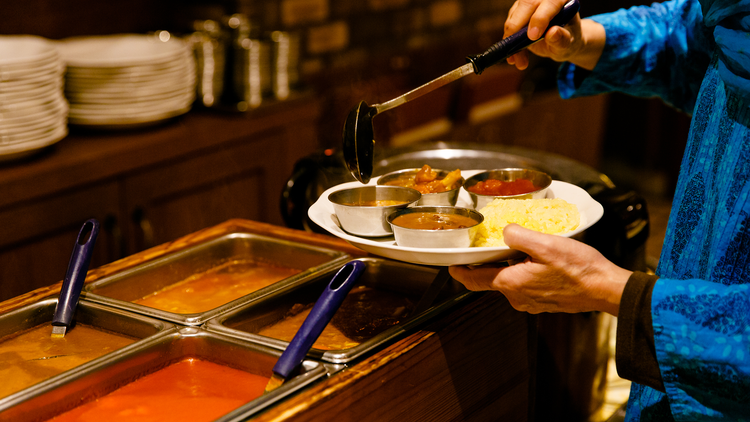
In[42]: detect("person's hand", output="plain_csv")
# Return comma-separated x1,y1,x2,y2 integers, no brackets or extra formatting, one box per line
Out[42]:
503,0,605,71
449,224,631,316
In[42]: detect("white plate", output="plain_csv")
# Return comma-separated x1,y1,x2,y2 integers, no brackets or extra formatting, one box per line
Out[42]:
308,170,604,266
68,105,191,127
0,123,67,155
57,35,188,68
0,36,58,67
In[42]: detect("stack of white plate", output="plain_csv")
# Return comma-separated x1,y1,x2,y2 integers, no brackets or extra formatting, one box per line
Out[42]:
0,35,68,161
58,34,195,128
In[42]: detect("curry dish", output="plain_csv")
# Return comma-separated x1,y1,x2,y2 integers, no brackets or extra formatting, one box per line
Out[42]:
255,285,414,350
467,178,538,196
48,358,267,422
382,165,462,194
0,324,136,399
341,200,408,207
134,259,300,314
391,212,479,230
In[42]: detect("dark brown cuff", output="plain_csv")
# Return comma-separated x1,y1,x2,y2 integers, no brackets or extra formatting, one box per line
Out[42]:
615,271,665,392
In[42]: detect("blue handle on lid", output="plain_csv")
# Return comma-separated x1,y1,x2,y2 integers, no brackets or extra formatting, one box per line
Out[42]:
52,219,100,327
467,0,580,74
272,260,366,378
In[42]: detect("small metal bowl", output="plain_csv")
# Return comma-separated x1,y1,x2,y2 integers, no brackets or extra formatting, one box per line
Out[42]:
376,168,464,206
329,186,421,237
463,168,552,210
387,206,483,248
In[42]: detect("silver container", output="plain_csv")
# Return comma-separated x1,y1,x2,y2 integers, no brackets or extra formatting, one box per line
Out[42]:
328,186,421,237
205,257,474,364
0,298,172,413
0,327,327,422
463,168,552,210
83,232,349,326
377,168,464,206
268,30,300,100
387,206,483,249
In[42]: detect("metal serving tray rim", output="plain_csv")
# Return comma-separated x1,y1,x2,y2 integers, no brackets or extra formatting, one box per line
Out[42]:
0,327,329,422
0,298,175,413
206,291,475,364
204,257,477,364
81,232,350,326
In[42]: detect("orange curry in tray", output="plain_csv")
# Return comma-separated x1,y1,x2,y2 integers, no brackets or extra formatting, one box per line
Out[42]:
0,324,136,398
133,259,301,314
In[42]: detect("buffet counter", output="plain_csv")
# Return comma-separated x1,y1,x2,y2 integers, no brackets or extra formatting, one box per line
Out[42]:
0,218,535,422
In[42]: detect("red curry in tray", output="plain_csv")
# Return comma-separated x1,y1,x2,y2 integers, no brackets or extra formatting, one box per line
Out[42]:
48,358,268,422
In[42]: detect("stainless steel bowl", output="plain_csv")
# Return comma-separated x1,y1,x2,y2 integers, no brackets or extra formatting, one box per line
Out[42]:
376,168,464,206
463,168,552,210
387,206,483,248
329,186,421,237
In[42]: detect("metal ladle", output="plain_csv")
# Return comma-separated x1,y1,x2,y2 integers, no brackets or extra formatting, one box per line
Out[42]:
343,0,580,183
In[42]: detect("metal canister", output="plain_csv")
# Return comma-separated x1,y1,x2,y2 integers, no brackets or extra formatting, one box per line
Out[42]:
268,31,300,100
222,14,269,111
187,20,225,108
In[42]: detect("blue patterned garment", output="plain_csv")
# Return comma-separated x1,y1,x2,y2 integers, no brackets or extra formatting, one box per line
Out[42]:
558,0,750,420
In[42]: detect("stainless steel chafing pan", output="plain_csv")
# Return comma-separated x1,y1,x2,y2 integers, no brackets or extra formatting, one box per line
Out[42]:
83,232,350,326
205,257,475,364
0,298,172,413
0,327,328,422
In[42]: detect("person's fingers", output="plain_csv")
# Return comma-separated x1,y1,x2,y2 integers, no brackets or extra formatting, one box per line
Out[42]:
501,224,557,262
508,51,529,69
505,0,539,38
449,265,509,291
527,0,568,40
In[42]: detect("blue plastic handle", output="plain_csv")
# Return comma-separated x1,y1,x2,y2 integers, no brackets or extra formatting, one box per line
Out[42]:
467,0,580,74
52,219,100,327
272,260,366,378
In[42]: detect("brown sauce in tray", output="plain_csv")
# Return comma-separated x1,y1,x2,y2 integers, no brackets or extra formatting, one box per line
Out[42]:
256,286,414,350
48,358,267,422
0,324,136,398
133,259,301,314
392,212,478,230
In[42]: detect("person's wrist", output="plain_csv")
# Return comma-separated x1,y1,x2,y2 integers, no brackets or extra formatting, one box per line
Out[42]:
572,19,605,70
599,265,632,316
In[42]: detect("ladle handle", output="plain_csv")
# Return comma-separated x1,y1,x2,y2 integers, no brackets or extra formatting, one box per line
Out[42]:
272,260,366,378
467,0,580,74
52,219,100,327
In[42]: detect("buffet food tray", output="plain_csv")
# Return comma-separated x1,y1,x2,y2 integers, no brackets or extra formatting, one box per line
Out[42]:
0,327,328,422
82,232,350,326
0,298,173,413
205,257,475,364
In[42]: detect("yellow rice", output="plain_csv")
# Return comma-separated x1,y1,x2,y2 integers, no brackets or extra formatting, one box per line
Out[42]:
471,198,580,247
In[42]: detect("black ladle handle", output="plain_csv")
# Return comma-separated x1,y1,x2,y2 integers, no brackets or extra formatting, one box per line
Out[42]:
52,219,100,328
467,0,580,74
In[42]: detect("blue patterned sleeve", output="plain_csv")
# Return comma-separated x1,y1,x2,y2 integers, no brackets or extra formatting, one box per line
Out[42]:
558,0,713,114
650,278,750,419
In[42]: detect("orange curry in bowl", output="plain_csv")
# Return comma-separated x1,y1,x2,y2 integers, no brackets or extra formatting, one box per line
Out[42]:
381,165,462,194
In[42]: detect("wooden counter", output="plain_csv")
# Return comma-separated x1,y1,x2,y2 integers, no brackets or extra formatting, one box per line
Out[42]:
0,218,536,422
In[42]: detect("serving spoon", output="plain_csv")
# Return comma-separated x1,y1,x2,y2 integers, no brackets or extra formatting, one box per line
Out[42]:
343,0,580,183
